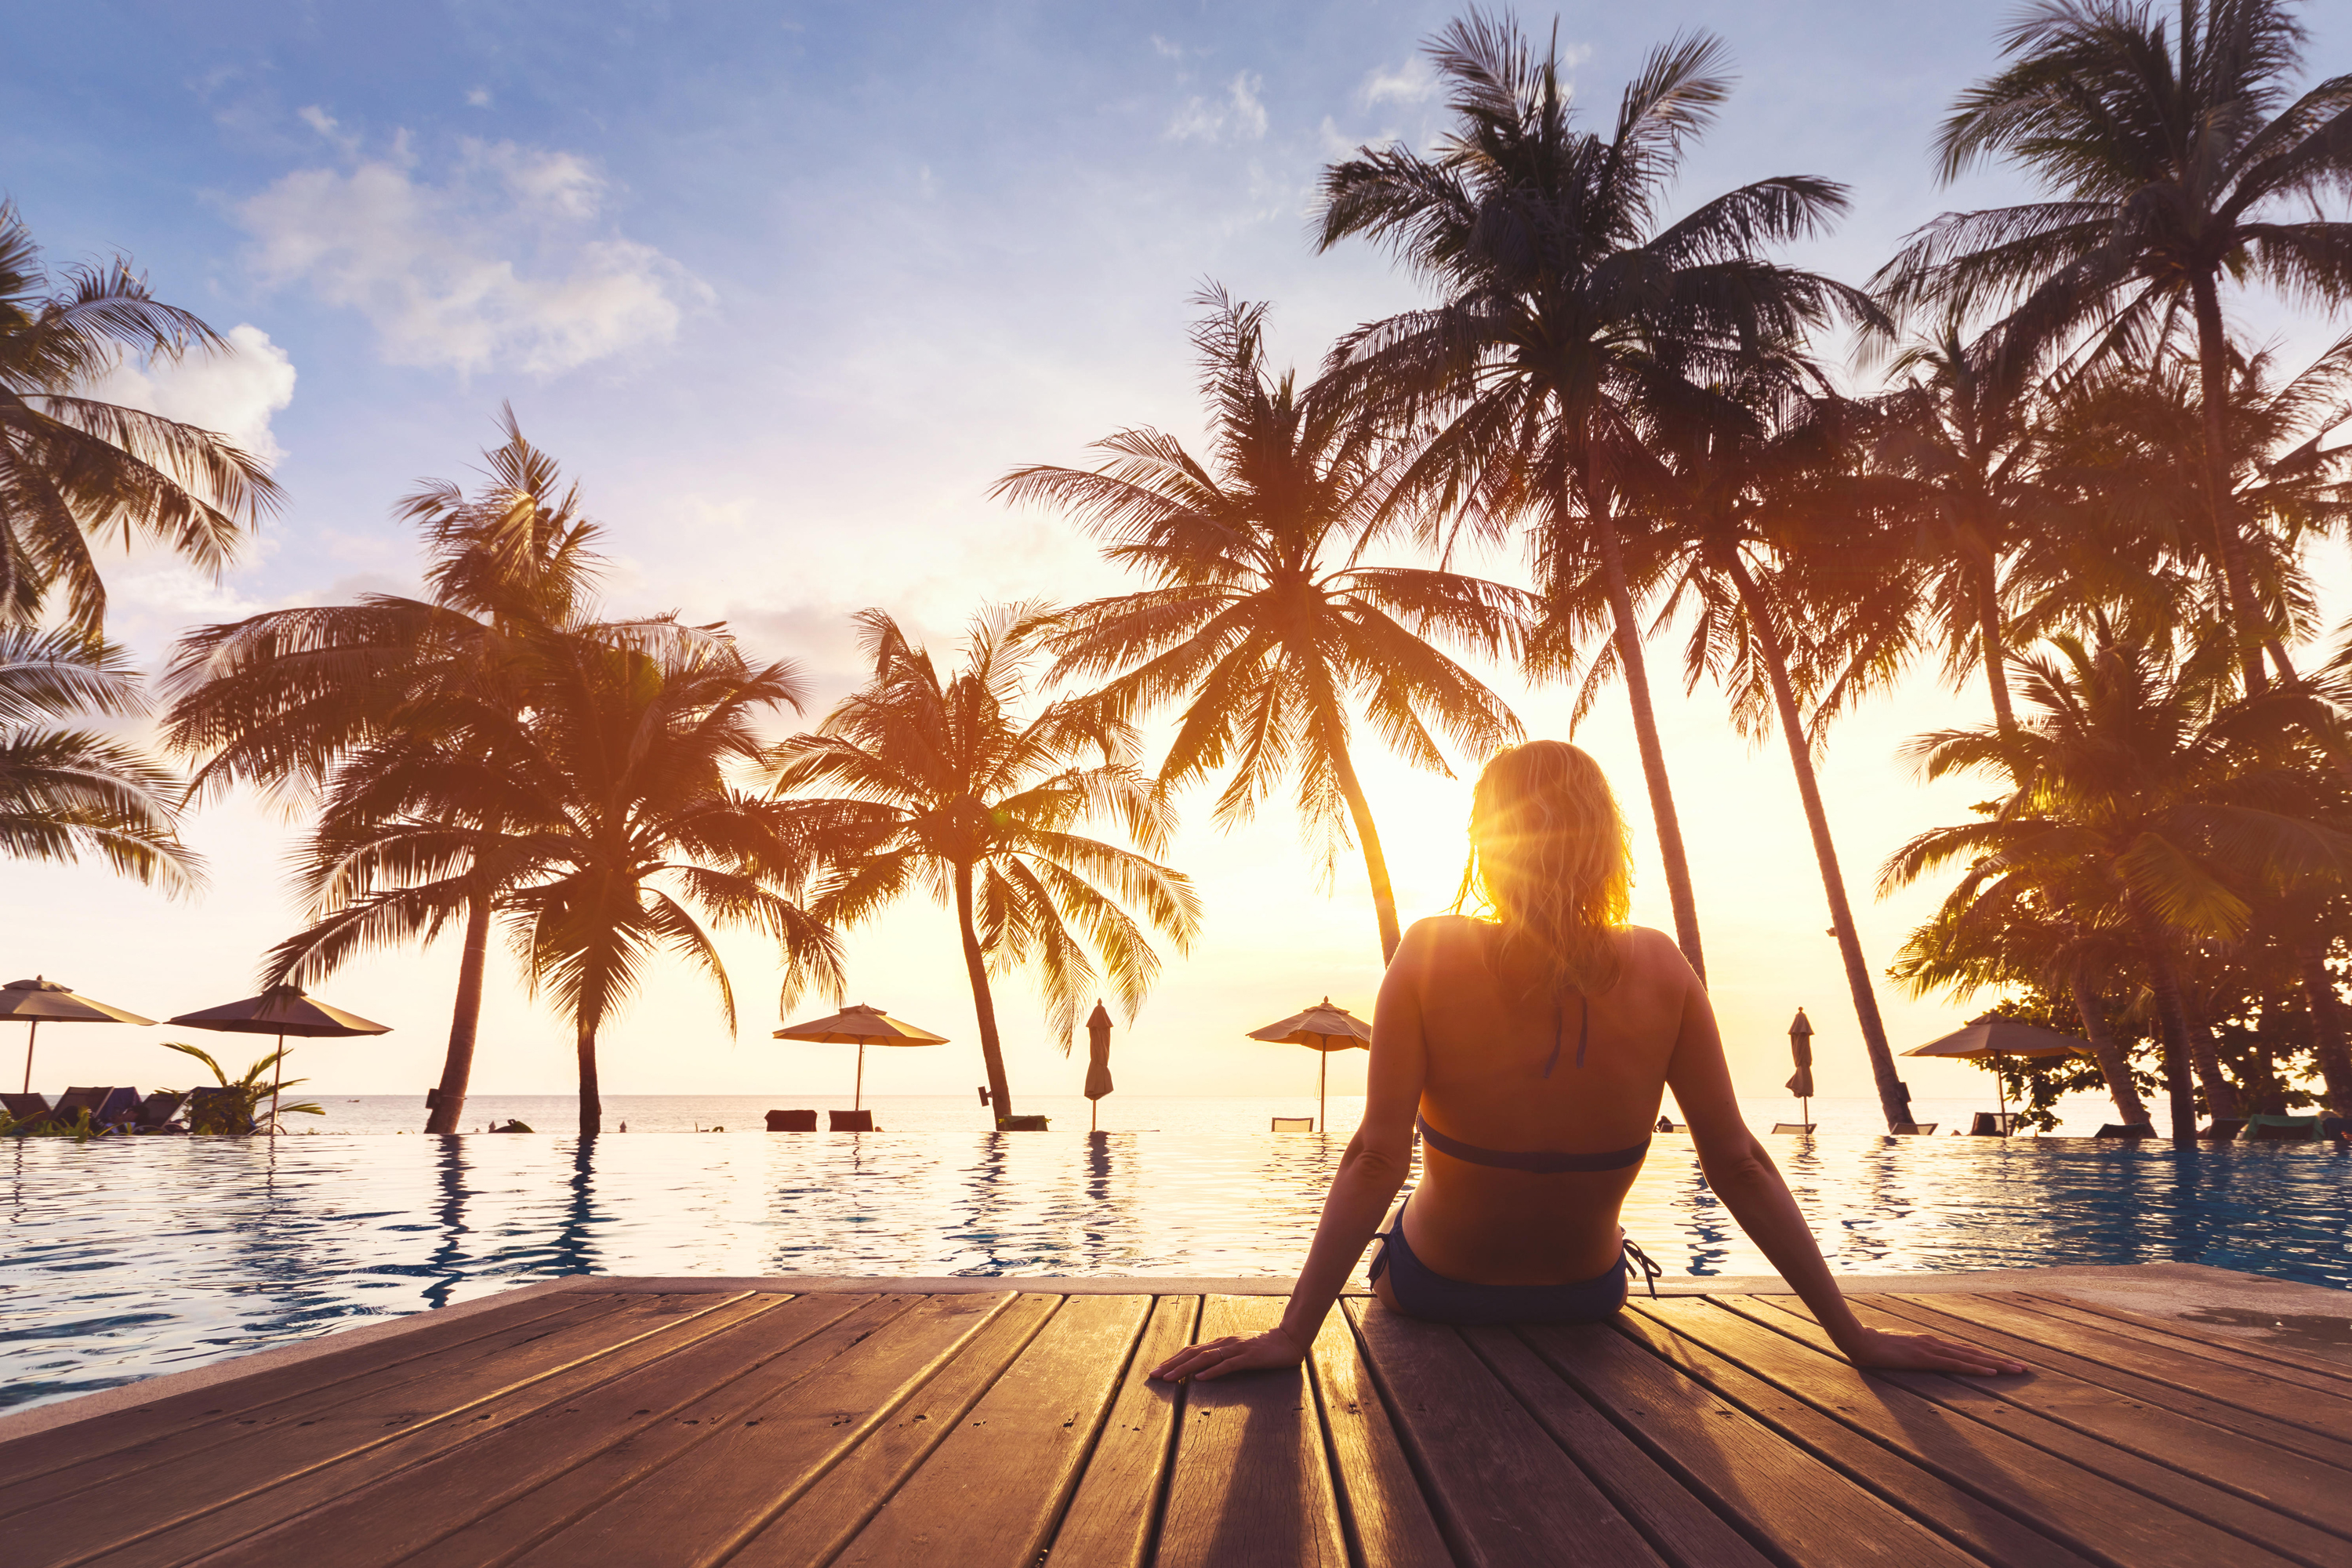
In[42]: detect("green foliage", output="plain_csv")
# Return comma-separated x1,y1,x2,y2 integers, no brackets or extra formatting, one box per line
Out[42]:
157,1040,322,1134
0,1106,112,1141
1976,992,2161,1133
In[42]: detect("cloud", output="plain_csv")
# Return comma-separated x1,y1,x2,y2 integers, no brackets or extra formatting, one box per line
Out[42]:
81,323,297,469
1167,71,1268,144
1149,34,1185,60
236,128,705,378
466,86,492,108
1360,60,1437,107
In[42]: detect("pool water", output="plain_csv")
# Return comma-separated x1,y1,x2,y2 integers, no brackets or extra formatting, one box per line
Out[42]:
1,1114,2344,1414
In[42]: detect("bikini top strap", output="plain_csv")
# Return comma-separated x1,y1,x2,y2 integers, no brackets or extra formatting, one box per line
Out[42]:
1541,993,1590,1080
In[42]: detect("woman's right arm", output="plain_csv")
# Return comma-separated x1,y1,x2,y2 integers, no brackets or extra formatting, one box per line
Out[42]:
1664,944,2024,1376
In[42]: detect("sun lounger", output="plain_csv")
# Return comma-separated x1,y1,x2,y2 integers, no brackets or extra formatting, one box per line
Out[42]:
2245,1113,2321,1142
133,1092,184,1131
1769,1122,1814,1134
1271,1116,1313,1132
2197,1117,2247,1140
764,1109,818,1131
91,1087,140,1127
829,1109,875,1132
2095,1122,2156,1138
1,1092,52,1127
1892,1122,1937,1134
1967,1111,2016,1136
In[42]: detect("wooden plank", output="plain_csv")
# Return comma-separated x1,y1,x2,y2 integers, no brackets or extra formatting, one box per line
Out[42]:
1639,1298,2251,1568
1861,1294,2352,1473
726,1294,1061,1568
188,1293,881,1568
15,1292,766,1568
2013,1293,2352,1388
1730,1296,2342,1568
830,1294,1149,1566
0,1290,604,1496
1312,1306,1452,1568
1348,1300,1660,1568
1518,1315,1983,1568
470,1293,1011,1568
1895,1293,2352,1441
1851,1305,2352,1544
1153,1295,1348,1568
1046,1295,1200,1568
1459,1324,1773,1568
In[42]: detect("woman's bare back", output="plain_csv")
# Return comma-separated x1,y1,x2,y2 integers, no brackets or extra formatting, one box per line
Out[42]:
1393,914,1698,1285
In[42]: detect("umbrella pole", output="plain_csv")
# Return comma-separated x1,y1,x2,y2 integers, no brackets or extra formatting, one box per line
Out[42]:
1996,1052,2009,1134
855,1043,865,1113
20,1020,34,1096
1319,1053,1327,1134
269,1033,285,1135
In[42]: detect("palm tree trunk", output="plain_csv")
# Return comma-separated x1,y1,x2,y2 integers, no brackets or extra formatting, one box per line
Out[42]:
2180,994,2241,1121
1328,739,1402,964
2190,276,2269,699
575,1019,601,1136
2125,897,2200,1140
425,891,490,1134
2065,975,2149,1127
1586,488,1705,982
1974,555,2017,742
1722,551,1911,1131
955,864,1015,1122
2294,938,2352,1116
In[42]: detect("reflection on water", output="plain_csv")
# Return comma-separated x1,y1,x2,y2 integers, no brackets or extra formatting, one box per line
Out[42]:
0,1131,2343,1413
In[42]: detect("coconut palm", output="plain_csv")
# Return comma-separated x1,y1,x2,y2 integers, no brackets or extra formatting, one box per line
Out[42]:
1882,634,2352,1137
1,627,198,891
993,290,1528,962
1313,13,1878,979
163,412,670,1132
1876,0,2352,696
0,201,281,630
767,607,1200,1123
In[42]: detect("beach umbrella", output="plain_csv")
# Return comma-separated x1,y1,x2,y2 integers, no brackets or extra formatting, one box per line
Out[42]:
1,977,154,1094
1902,1012,2090,1129
1248,997,1371,1133
1083,1001,1113,1131
167,985,390,1134
1785,1008,1816,1126
773,1004,948,1111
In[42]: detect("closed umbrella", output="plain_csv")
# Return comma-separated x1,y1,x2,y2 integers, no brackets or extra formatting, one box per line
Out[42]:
1,977,154,1094
1785,1008,1816,1127
1083,1001,1113,1131
167,985,390,1134
1903,1013,2090,1131
774,1004,948,1110
1248,997,1371,1133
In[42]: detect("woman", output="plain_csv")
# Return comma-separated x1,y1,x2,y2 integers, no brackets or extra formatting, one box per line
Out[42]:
1153,742,2023,1381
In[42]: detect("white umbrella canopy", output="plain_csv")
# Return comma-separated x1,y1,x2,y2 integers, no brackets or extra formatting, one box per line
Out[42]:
1249,997,1372,1132
166,985,390,1134
1,977,155,1094
774,1004,949,1110
1903,1012,2091,1129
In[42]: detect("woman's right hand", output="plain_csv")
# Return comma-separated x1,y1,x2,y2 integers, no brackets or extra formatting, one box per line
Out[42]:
1838,1324,2027,1376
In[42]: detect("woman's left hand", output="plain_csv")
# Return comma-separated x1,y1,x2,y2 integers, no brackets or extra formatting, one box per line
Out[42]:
1149,1325,1310,1382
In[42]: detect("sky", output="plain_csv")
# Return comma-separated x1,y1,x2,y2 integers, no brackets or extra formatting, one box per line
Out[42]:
5,0,2350,1116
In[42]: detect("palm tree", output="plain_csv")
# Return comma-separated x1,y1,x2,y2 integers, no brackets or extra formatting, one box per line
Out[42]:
768,607,1200,1123
993,290,1528,962
1637,383,1927,1128
288,625,839,1137
1877,0,2352,697
1,628,198,891
1313,13,1878,980
1882,634,2352,1137
163,412,655,1132
0,201,281,630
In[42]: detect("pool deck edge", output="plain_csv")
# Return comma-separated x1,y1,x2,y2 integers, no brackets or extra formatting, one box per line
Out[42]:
2,1259,2338,1445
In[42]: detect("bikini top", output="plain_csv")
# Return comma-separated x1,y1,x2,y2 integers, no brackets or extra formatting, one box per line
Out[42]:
1415,991,1653,1174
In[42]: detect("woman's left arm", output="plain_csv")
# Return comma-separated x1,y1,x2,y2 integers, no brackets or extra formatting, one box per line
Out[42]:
1149,924,1431,1382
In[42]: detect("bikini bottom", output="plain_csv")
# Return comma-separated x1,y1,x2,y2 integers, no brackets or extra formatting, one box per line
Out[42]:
1367,1200,1661,1327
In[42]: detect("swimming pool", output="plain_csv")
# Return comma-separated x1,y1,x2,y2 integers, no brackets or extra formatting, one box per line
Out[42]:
2,1126,2343,1414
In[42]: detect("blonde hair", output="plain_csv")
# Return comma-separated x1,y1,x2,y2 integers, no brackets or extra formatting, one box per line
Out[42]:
1454,740,1632,996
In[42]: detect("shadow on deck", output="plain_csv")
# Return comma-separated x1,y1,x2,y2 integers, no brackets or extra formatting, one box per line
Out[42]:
3,1279,2349,1566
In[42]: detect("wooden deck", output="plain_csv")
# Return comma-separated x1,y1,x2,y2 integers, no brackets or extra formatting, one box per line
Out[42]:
5,1283,2350,1567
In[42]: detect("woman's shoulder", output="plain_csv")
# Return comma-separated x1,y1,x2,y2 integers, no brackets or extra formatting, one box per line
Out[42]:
1613,925,1699,984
